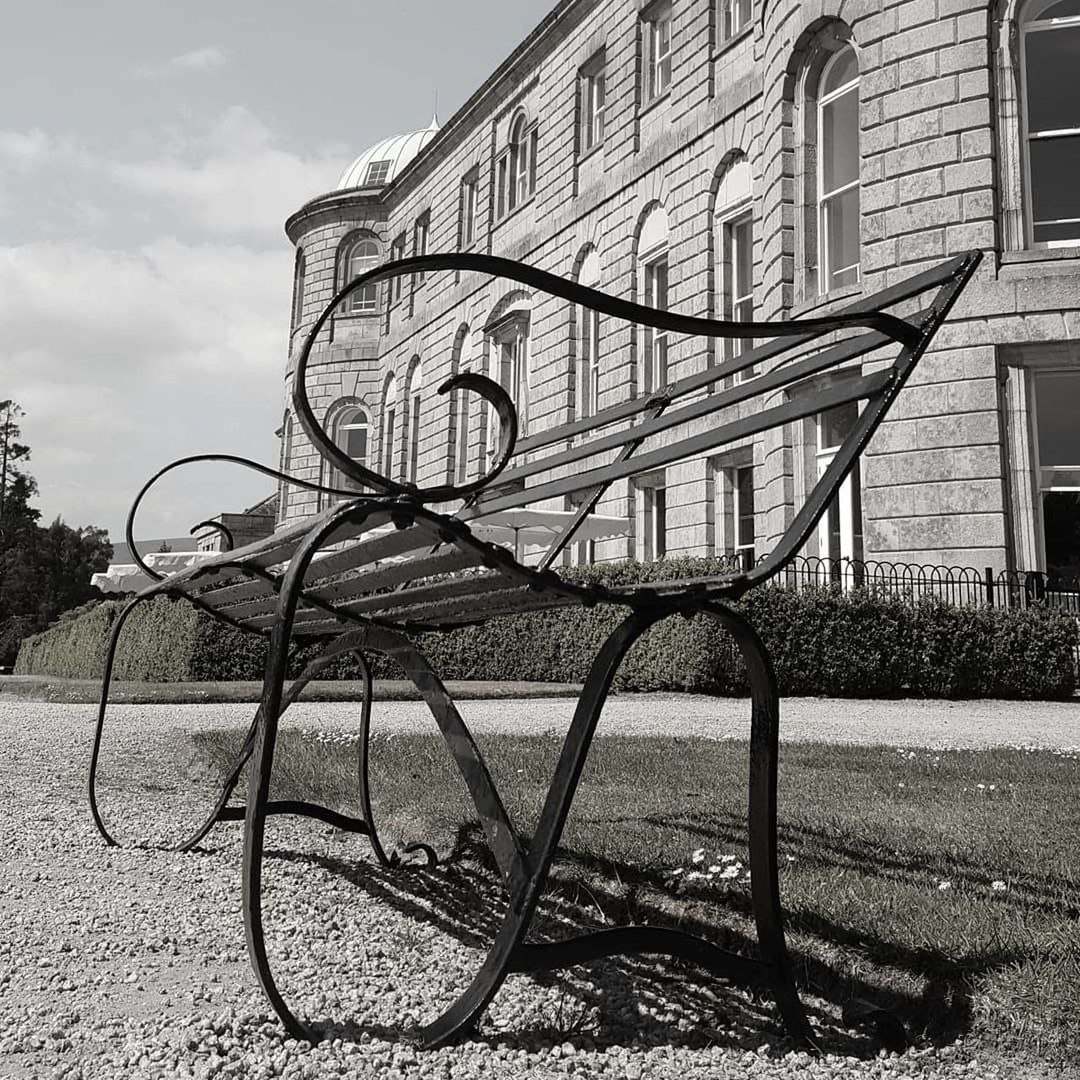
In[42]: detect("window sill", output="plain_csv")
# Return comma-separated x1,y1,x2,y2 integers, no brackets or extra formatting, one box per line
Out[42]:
494,195,536,229
639,91,670,120
577,142,603,166
790,282,863,319
999,245,1080,266
712,24,752,60
333,311,382,323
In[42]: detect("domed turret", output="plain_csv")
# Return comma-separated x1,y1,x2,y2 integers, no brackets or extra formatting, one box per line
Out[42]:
336,117,440,191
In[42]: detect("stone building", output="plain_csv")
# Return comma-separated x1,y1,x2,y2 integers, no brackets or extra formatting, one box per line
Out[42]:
277,0,1080,581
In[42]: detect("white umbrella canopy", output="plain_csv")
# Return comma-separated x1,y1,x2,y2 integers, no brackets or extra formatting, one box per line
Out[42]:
91,552,218,595
469,508,630,562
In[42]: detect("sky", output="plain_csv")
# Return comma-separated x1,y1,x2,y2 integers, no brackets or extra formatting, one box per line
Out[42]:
0,0,555,544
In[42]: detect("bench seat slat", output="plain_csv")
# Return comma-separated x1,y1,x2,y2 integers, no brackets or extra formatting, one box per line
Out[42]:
475,368,893,518
467,322,910,506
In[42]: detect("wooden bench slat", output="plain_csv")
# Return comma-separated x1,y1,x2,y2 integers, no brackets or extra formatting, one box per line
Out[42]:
467,321,910,506
474,368,893,518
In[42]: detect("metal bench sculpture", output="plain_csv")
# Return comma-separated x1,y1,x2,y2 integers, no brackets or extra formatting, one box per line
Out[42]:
89,249,981,1049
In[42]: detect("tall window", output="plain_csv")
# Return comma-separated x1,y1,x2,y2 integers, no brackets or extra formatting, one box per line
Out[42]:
389,234,406,303
580,52,606,154
382,376,399,478
643,256,669,391
291,249,305,332
279,411,294,521
413,211,430,285
720,0,752,42
816,401,863,565
715,158,754,373
404,362,423,484
576,249,602,420
818,45,860,292
460,171,479,248
339,235,380,314
1021,1,1080,246
326,406,369,502
643,1,673,103
637,205,670,394
638,481,667,561
1032,369,1080,576
730,465,755,568
452,326,473,485
490,311,531,438
498,114,538,219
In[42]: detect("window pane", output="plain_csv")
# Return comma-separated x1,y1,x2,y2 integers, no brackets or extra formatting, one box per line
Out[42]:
822,46,858,95
1043,492,1080,577
822,87,860,192
736,467,754,549
820,402,858,450
1029,135,1080,230
734,217,752,296
1035,371,1080,465
344,426,367,460
823,185,860,289
1037,1,1080,23
1025,26,1080,133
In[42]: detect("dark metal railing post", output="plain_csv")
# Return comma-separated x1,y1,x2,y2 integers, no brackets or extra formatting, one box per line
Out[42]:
984,566,994,608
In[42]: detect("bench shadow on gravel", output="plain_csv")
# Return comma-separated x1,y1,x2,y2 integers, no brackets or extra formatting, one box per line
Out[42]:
261,812,1051,1060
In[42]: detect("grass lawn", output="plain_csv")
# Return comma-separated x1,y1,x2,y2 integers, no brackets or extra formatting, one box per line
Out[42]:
192,728,1080,1061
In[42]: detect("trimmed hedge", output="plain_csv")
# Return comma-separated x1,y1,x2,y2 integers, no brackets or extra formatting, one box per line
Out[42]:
14,557,1079,699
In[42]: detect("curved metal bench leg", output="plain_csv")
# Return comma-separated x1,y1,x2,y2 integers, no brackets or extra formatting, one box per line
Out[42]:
353,649,393,868
89,594,154,847
417,609,660,1047
707,603,815,1049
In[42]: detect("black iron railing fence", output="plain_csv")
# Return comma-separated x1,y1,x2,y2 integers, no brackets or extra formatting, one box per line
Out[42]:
726,553,1080,614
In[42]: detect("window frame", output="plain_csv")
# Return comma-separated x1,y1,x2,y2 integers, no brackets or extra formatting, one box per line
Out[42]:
642,0,673,105
1020,0,1080,248
413,211,430,285
496,114,538,221
816,45,861,294
488,310,532,439
460,169,480,249
642,249,670,393
719,0,752,44
576,249,602,422
363,159,392,186
322,403,370,506
338,234,381,316
382,376,399,479
579,52,607,157
291,248,306,333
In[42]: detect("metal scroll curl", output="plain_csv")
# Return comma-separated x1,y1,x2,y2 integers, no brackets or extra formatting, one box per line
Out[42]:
122,453,383,583
292,271,519,505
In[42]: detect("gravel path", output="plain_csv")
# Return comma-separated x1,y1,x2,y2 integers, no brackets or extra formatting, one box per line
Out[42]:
1,694,1075,1079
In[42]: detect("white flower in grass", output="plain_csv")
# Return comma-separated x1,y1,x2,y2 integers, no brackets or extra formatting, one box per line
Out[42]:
685,870,706,882
691,848,706,864
709,865,722,873
721,854,739,863
991,880,1007,892
938,880,952,891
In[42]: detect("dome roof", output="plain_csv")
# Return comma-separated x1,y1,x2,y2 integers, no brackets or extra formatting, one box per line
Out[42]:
336,118,440,191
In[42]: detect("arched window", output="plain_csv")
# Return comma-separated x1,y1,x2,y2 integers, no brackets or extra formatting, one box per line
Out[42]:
637,205,670,394
339,234,381,314
817,44,860,292
714,156,755,373
323,404,369,505
404,360,423,485
450,326,472,484
291,249,305,332
487,300,532,440
382,375,399,478
1021,0,1080,246
497,113,538,219
576,249,602,420
278,410,294,521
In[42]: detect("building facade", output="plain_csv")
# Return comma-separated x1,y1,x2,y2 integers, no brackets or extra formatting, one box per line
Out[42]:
277,0,1080,581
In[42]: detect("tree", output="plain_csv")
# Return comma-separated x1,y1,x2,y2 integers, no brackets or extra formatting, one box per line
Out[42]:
0,400,33,524
0,403,112,667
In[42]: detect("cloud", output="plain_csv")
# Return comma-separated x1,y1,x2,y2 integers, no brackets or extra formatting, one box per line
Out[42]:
133,45,227,79
0,238,293,537
0,108,343,241
105,107,343,239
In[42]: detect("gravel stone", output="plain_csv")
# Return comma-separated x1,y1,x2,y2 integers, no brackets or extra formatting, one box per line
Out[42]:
1,694,1076,1079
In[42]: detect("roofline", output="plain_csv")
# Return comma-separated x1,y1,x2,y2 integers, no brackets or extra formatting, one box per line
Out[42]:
285,0,581,243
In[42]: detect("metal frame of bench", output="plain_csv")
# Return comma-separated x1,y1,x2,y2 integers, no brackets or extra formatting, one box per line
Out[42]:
89,248,981,1050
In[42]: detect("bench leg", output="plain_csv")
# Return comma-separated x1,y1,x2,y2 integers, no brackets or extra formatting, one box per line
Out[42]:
706,604,816,1049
